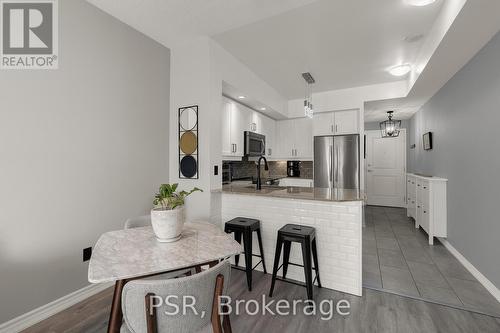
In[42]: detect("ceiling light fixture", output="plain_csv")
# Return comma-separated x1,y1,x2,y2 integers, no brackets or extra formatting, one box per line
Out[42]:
388,64,412,76
405,0,437,6
380,111,401,138
302,72,315,119
260,107,266,111
238,95,246,99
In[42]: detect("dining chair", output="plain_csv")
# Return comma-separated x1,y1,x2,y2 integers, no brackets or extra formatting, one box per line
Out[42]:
121,260,232,333
124,215,151,229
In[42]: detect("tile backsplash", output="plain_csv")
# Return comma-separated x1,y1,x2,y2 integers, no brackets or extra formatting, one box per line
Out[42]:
224,160,313,180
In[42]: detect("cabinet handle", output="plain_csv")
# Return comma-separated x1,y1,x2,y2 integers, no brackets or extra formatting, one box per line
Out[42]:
331,125,334,133
424,210,427,214
417,184,420,187
335,124,338,132
423,186,427,189
268,148,272,156
234,144,237,153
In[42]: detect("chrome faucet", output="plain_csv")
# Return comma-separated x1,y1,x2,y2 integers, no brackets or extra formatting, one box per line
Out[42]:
256,155,269,190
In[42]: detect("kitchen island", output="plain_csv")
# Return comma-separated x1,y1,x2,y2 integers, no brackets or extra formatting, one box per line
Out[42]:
220,184,364,296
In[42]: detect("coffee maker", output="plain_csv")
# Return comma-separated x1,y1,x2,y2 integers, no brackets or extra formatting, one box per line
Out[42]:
287,161,301,177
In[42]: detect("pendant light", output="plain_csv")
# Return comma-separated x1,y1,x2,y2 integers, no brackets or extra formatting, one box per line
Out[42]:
302,72,315,118
379,111,401,137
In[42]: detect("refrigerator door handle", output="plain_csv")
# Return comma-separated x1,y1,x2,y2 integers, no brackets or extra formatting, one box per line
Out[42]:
329,145,333,184
335,146,339,186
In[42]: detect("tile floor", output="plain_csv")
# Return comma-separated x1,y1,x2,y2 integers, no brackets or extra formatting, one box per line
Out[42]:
363,205,500,317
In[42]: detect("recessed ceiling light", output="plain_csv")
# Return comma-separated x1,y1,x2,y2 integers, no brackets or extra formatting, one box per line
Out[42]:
237,95,246,99
260,107,266,111
405,0,437,6
388,64,412,76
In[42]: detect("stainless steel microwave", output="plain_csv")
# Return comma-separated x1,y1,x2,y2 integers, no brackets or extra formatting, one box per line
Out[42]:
244,131,265,157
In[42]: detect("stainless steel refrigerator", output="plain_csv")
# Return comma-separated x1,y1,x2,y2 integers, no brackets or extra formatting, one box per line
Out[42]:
314,135,360,189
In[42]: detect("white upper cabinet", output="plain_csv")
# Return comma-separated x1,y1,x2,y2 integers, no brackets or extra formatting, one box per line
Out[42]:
276,118,313,160
313,110,359,136
222,97,276,158
276,119,295,159
313,112,334,136
250,110,262,133
334,110,359,135
260,114,275,157
222,97,252,158
294,118,313,159
222,99,233,156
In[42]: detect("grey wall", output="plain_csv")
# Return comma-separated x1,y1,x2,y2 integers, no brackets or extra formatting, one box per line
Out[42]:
0,0,170,323
408,32,500,289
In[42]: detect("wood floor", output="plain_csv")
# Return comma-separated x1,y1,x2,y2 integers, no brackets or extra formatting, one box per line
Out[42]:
22,269,500,333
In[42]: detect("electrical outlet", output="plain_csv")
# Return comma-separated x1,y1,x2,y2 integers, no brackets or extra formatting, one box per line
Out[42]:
214,165,218,176
83,247,92,262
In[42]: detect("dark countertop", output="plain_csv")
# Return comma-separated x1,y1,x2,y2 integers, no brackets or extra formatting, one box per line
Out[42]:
217,184,364,202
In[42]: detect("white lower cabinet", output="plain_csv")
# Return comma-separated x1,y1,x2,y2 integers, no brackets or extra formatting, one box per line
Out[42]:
406,173,447,245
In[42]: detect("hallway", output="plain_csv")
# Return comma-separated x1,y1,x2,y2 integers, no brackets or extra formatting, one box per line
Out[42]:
363,206,500,317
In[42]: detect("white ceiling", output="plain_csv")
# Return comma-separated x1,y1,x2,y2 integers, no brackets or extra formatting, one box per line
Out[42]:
222,81,285,119
87,0,320,47
364,99,420,122
87,0,500,123
213,0,443,99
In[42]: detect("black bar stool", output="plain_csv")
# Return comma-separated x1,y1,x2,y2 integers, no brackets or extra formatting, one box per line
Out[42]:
269,224,321,300
224,217,267,291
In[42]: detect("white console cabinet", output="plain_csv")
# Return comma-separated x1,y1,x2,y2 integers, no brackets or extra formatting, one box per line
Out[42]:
406,173,447,245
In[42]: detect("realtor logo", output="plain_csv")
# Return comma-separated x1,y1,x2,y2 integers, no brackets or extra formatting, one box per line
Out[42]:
1,0,58,69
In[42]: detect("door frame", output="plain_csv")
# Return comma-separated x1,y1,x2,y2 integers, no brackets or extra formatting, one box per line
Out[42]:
364,129,407,207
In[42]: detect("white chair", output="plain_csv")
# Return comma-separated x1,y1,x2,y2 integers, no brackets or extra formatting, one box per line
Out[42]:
124,215,151,229
121,260,232,333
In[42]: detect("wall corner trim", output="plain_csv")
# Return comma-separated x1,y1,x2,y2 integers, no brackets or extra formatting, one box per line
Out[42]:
439,238,500,303
0,282,113,333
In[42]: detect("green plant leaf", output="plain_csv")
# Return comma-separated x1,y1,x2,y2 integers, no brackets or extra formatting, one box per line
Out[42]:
153,183,202,209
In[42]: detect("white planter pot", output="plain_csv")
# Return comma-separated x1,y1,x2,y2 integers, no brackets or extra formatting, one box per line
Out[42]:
150,206,185,242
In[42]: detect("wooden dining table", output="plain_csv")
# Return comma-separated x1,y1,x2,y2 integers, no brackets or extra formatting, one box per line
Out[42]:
88,221,243,333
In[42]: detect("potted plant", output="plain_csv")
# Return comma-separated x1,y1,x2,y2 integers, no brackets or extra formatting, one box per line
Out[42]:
151,183,202,242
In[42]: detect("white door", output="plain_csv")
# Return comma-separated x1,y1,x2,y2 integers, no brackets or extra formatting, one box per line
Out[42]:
366,129,406,207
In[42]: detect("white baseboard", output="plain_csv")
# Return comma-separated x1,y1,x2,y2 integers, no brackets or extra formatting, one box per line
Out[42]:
439,238,500,303
0,282,113,333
